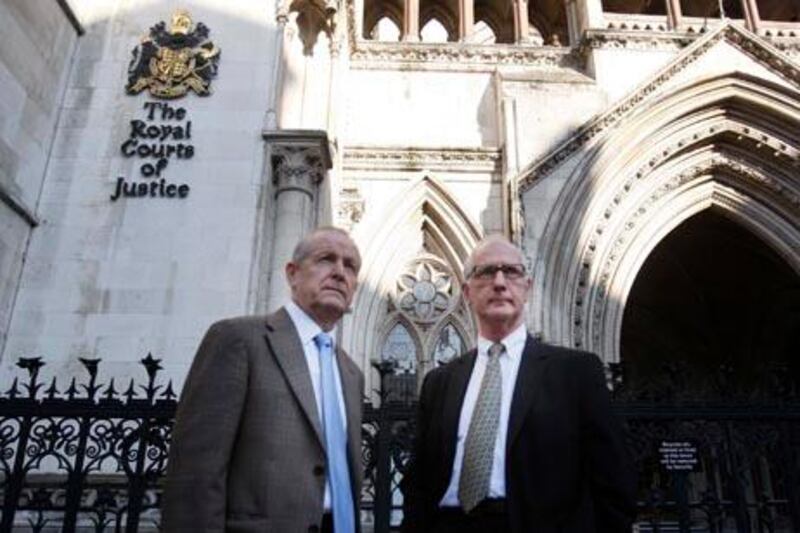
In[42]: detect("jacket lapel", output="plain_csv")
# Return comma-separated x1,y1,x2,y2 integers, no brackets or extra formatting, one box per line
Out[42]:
506,336,549,451
264,308,325,449
442,350,477,463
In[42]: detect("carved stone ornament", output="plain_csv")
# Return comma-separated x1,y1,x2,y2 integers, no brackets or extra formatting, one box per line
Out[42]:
338,186,365,230
350,41,583,72
343,146,502,172
582,29,696,52
126,9,221,99
394,260,455,324
518,24,800,193
344,0,581,72
572,151,799,349
271,146,327,197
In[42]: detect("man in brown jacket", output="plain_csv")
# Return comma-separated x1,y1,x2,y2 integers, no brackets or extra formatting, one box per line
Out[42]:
163,227,364,533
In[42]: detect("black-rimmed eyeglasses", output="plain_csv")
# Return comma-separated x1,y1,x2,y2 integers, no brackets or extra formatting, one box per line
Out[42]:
468,263,527,280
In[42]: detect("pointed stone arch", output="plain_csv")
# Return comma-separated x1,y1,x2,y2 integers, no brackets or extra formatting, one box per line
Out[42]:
341,175,482,389
363,0,404,39
529,73,800,362
378,314,423,370
474,4,510,43
419,4,457,41
425,316,472,365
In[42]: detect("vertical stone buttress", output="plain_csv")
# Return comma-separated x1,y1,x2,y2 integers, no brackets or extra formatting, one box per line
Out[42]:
513,0,530,43
459,0,474,41
665,0,682,30
742,0,761,33
403,0,420,40
262,131,332,311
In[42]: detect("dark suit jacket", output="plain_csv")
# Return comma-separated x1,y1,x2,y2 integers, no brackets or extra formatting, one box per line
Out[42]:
162,309,364,532
401,336,636,533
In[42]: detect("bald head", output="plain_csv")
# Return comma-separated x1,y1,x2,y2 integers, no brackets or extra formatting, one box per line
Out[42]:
462,234,531,341
291,226,361,268
463,234,526,279
285,227,361,330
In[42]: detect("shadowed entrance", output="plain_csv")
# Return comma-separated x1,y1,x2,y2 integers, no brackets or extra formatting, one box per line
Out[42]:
621,209,800,393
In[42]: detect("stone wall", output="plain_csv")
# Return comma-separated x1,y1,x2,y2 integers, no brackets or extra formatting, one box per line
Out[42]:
0,1,80,355
1,1,281,387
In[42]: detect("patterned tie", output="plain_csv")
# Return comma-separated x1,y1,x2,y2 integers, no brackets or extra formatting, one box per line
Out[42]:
458,342,504,513
315,332,355,533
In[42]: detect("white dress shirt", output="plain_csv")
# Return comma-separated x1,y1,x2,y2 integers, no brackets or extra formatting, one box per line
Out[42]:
285,300,348,511
439,323,528,507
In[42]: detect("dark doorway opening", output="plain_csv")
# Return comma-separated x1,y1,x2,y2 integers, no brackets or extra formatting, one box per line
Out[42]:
621,209,800,394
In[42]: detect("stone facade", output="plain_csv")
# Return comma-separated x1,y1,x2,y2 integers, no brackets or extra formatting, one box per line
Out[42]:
0,0,798,396
0,1,79,358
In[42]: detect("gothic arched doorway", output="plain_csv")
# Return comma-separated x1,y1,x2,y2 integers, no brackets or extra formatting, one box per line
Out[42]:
620,209,800,392
618,209,800,532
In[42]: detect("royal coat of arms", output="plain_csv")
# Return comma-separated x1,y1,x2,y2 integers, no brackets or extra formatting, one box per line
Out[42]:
126,10,221,99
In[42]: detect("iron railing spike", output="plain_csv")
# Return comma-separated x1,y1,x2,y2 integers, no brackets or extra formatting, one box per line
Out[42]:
162,381,177,401
6,377,19,399
103,378,118,401
65,377,78,400
124,379,136,402
45,377,59,400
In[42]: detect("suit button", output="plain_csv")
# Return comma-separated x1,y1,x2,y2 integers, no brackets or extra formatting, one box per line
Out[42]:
313,465,325,476
308,526,320,533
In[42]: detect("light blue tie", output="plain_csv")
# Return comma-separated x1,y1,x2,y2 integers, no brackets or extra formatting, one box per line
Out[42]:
315,332,355,533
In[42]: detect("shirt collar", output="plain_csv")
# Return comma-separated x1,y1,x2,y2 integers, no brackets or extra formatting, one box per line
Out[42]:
285,300,327,347
476,322,527,360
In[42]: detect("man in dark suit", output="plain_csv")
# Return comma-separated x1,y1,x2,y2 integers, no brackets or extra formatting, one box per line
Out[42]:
163,227,364,533
401,235,636,533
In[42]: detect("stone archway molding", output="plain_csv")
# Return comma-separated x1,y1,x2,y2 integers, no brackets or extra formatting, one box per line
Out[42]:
530,73,800,362
343,175,482,377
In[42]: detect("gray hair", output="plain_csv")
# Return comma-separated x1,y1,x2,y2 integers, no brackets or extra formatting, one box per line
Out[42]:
463,234,527,279
291,226,358,264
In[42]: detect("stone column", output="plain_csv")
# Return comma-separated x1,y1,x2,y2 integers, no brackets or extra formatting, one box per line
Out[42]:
575,0,604,34
459,0,474,41
564,0,580,46
403,0,420,41
666,0,682,30
513,0,530,43
742,0,761,33
262,130,332,312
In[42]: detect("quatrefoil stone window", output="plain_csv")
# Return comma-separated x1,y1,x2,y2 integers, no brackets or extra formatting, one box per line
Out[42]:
395,261,453,323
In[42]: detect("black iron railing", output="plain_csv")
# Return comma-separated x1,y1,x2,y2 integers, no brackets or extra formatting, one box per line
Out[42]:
0,356,175,532
0,356,798,532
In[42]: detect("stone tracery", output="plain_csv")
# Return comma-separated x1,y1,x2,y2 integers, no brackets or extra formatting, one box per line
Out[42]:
394,259,454,323
380,254,469,374
518,24,800,191
527,69,800,362
344,176,481,392
361,0,567,43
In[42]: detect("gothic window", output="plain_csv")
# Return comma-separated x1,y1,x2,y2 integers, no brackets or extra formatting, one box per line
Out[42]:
380,254,474,384
432,323,465,365
372,16,401,40
362,0,569,46
527,1,568,45
756,1,800,21
679,0,744,18
602,0,668,15
472,20,497,44
420,17,449,42
381,322,418,371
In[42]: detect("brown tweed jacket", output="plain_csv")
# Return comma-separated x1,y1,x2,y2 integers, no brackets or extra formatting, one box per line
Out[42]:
162,308,364,532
